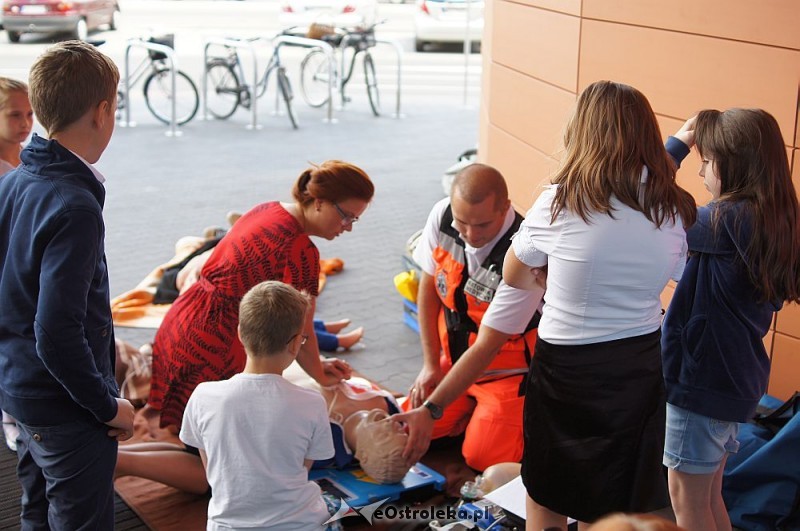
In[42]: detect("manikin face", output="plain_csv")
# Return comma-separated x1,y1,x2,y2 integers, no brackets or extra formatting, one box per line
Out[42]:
699,157,721,199
449,192,507,249
354,409,410,484
0,91,33,146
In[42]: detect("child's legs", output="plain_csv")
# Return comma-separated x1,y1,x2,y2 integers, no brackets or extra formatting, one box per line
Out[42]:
16,418,118,531
116,446,209,495
315,329,339,352
461,376,524,471
664,403,738,531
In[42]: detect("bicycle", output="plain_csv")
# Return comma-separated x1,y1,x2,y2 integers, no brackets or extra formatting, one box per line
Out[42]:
299,21,383,117
204,32,298,129
117,34,200,126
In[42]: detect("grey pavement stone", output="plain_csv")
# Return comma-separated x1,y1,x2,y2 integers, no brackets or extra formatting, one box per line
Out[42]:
105,99,478,394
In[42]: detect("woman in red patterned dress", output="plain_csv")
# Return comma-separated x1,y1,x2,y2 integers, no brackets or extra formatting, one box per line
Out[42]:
147,160,375,430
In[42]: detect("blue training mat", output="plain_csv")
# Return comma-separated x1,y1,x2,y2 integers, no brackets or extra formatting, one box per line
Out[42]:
309,462,446,507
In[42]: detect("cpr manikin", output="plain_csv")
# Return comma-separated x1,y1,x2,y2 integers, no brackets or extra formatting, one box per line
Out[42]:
288,364,411,484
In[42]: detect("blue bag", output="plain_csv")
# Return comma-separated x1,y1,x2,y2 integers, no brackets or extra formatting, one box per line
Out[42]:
722,393,800,531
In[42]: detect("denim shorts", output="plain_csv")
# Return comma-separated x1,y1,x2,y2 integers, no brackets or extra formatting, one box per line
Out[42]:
663,403,740,474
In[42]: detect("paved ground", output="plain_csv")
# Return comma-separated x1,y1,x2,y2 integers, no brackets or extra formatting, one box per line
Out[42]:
106,95,478,393
0,74,479,528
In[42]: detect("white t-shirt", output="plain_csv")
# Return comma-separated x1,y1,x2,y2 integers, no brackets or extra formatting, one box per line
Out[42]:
180,373,334,531
512,184,687,345
413,197,543,335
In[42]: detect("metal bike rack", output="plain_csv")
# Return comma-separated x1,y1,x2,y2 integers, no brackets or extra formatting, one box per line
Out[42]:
376,38,403,118
272,35,337,124
122,39,182,137
339,34,403,119
202,37,262,130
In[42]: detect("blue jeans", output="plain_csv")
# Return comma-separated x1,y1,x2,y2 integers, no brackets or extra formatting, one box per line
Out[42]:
16,417,118,530
663,403,740,474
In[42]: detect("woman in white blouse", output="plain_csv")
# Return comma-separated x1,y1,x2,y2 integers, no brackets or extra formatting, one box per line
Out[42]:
504,80,696,530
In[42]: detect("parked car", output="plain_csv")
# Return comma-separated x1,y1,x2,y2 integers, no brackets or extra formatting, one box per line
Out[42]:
3,0,119,43
279,0,377,32
414,0,483,52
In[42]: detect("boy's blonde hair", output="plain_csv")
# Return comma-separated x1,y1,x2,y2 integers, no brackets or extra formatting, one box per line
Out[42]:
28,40,119,135
0,77,28,110
238,281,310,356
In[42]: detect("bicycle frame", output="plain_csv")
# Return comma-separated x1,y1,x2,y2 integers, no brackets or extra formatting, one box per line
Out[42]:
121,38,182,135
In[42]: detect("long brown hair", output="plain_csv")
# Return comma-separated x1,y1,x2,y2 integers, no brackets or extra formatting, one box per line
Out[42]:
292,160,374,206
695,108,800,303
551,81,696,230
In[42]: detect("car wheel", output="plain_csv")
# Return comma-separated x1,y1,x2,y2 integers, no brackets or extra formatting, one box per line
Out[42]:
415,39,426,52
73,18,88,40
7,30,21,43
109,9,120,31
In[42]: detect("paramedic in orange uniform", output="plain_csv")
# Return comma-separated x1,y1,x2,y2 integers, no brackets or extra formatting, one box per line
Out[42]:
394,164,544,471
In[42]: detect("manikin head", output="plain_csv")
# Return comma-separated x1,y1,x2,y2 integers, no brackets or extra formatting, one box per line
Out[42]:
354,409,410,484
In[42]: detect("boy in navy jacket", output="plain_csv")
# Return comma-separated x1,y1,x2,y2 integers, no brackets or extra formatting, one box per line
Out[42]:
0,41,135,530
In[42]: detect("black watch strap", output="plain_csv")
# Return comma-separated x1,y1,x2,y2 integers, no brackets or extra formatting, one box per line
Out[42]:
423,400,444,420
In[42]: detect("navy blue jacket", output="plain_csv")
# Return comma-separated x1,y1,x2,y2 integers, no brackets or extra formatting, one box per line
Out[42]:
0,134,118,426
661,150,781,422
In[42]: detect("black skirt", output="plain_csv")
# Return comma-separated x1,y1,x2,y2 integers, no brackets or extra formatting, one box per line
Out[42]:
521,330,669,523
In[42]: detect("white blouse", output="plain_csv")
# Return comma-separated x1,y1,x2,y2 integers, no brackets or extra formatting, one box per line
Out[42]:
512,185,687,345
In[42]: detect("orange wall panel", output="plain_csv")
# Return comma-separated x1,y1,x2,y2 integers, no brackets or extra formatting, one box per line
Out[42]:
582,0,800,50
769,334,800,400
485,124,557,212
578,20,800,144
513,0,581,16
488,63,574,156
492,1,580,91
776,303,800,337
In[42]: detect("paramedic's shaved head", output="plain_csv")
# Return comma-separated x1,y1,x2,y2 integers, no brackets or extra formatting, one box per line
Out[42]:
449,163,511,248
451,163,508,210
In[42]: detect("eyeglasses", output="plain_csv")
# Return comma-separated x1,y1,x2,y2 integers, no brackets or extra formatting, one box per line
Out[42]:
287,334,309,346
332,202,359,226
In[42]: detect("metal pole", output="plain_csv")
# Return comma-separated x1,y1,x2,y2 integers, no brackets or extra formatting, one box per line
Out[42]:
463,0,472,107
248,39,259,130
376,39,403,118
168,51,177,137
123,43,131,127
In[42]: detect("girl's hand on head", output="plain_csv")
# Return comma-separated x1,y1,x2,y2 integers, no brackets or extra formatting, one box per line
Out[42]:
674,116,697,148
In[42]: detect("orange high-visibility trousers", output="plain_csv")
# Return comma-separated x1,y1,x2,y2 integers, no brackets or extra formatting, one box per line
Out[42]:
404,375,525,472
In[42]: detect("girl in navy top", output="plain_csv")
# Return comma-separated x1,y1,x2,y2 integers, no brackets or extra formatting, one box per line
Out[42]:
662,109,800,531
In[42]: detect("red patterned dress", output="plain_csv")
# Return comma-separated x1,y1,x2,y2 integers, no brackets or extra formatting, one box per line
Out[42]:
148,202,320,428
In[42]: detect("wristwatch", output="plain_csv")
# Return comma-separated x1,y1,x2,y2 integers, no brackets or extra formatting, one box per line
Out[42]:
422,399,444,420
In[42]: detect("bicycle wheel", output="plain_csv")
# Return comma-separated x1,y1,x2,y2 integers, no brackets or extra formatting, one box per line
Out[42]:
364,53,380,116
277,67,299,129
300,49,334,108
204,60,240,120
143,68,200,125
